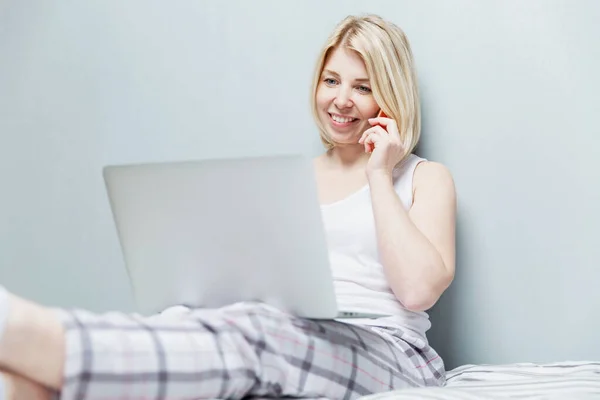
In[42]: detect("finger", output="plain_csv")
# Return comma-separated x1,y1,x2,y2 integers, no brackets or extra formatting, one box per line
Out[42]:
368,117,394,126
364,131,388,152
370,118,402,145
362,131,373,152
364,131,385,145
362,132,379,152
359,128,371,144
361,132,370,151
359,125,387,144
361,128,388,153
364,135,375,153
368,117,399,134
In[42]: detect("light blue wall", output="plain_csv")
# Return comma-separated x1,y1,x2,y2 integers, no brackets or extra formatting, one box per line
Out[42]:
1,0,599,369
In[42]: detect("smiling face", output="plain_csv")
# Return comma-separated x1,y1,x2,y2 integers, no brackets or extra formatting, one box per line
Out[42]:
315,46,380,146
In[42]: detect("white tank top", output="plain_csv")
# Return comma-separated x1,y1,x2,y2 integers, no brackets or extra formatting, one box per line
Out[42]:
320,153,431,342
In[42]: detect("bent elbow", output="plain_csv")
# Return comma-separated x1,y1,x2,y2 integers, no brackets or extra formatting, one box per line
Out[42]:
400,291,437,312
400,272,455,312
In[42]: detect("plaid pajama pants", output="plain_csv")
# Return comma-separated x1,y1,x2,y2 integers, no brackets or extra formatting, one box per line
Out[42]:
54,301,445,400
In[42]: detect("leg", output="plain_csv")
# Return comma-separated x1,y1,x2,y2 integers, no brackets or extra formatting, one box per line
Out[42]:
0,288,65,390
1,370,53,400
56,302,444,399
231,310,446,398
0,285,445,399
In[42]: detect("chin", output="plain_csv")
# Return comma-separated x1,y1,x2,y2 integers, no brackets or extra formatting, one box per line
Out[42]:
326,131,360,146
319,115,363,145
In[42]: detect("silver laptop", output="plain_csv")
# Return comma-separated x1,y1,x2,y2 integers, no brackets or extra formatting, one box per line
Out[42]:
103,154,387,320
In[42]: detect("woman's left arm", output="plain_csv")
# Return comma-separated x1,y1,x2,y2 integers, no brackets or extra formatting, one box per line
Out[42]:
361,118,457,312
368,165,456,312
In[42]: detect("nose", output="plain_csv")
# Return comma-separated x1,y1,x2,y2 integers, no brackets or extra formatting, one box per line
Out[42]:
333,85,353,109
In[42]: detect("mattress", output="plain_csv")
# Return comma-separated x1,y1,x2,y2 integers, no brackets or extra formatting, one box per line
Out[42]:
359,361,600,399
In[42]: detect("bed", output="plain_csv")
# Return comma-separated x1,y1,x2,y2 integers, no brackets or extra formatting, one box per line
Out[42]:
359,361,600,399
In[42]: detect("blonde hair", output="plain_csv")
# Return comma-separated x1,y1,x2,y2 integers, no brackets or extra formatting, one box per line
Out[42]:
310,14,421,159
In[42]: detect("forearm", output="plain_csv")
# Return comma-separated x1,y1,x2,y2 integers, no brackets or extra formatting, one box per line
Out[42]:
368,172,450,311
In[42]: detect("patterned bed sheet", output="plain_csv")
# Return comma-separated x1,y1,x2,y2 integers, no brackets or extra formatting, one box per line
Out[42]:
359,361,600,399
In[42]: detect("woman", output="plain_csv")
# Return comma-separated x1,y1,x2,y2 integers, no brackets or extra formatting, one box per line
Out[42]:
0,13,456,400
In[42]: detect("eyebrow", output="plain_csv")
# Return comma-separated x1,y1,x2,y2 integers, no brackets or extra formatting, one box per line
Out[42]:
322,69,370,83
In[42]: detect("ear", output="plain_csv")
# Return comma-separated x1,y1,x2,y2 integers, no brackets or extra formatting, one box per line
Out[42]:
377,109,388,118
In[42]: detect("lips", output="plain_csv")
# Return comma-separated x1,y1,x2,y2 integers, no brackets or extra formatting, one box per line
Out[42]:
330,113,357,123
328,113,359,128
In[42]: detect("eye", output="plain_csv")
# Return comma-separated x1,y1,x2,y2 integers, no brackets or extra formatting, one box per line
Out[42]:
323,78,338,86
357,85,372,94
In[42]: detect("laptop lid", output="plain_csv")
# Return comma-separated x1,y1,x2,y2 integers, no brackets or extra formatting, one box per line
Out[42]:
103,154,339,319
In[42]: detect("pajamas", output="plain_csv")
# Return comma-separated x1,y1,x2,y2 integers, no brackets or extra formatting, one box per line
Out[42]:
53,302,445,400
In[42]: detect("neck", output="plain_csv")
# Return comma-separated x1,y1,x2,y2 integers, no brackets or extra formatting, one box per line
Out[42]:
325,144,370,169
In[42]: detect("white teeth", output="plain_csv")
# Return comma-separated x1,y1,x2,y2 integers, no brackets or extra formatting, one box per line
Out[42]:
331,114,356,124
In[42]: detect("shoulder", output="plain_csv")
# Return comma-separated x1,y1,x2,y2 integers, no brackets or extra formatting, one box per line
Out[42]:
414,161,454,185
412,161,456,201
